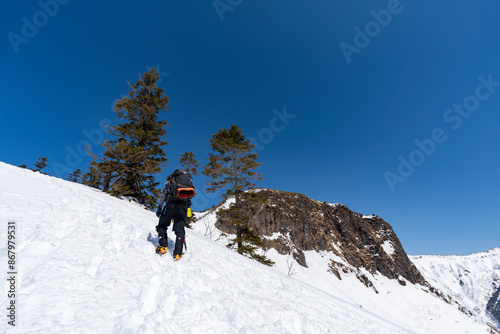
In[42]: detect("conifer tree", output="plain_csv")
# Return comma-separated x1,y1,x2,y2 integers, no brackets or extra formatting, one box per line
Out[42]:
81,146,107,190
203,124,273,266
179,151,199,176
68,169,82,183
81,164,104,189
32,157,48,174
97,68,169,209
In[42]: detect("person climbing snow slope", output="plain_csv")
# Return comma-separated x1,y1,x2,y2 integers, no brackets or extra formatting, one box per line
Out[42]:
155,169,195,261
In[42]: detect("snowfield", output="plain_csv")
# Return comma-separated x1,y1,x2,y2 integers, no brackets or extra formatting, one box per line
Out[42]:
0,162,493,333
1,162,408,333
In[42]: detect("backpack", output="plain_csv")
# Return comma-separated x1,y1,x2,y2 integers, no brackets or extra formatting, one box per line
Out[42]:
169,169,195,201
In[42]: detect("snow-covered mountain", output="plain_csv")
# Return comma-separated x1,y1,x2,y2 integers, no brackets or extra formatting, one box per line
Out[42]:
0,162,411,333
412,249,500,327
0,161,493,333
192,190,497,334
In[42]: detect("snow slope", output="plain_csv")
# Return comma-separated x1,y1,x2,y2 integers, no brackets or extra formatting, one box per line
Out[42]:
192,198,492,334
0,162,410,333
412,249,500,326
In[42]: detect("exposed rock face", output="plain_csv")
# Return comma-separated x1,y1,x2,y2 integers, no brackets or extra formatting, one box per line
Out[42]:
487,287,500,325
215,189,427,286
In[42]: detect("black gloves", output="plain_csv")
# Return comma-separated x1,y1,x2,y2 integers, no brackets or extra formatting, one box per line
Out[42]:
156,207,163,218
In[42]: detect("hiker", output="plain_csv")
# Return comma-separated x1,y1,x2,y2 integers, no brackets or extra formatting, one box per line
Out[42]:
155,169,195,260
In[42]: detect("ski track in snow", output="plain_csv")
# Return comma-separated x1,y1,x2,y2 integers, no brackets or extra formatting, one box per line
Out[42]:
0,162,408,333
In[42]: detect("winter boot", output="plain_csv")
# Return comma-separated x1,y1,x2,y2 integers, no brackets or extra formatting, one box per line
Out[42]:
156,245,168,255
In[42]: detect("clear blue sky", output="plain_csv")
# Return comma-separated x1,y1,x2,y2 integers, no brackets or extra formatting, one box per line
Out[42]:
1,0,499,256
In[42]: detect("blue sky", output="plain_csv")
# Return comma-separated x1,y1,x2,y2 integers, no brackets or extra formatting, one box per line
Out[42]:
1,0,499,256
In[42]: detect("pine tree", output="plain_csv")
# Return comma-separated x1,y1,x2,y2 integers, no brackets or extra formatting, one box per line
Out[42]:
96,67,169,209
179,151,199,176
81,146,107,190
32,157,48,174
81,164,104,189
68,169,82,183
203,124,273,266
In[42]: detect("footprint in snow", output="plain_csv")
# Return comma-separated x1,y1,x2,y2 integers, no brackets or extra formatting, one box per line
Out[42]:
140,274,163,314
86,252,104,278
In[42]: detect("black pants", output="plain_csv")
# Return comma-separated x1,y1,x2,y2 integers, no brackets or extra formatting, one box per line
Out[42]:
156,202,187,256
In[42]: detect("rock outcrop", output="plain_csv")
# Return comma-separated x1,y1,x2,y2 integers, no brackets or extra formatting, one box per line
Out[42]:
487,286,500,325
215,189,427,286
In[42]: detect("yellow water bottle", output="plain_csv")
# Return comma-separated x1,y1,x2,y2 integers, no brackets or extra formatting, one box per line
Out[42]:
187,208,192,218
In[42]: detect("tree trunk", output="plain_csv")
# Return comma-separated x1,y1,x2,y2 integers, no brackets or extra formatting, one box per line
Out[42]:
235,191,243,253
103,173,111,192
237,224,243,254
